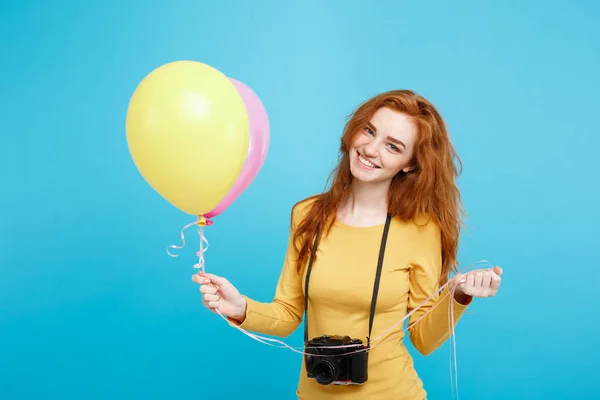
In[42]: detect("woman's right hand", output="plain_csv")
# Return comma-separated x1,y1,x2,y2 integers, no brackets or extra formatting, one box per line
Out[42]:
192,272,247,322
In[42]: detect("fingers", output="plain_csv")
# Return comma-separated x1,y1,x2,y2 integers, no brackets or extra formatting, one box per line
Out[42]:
192,273,225,291
191,274,210,285
202,273,240,299
482,269,493,297
201,289,221,311
456,272,475,296
199,284,217,295
203,293,219,302
461,268,502,298
202,298,220,312
191,273,242,315
198,280,221,305
191,273,226,286
205,301,220,309
192,273,222,312
493,266,503,276
490,271,502,290
465,272,475,290
473,270,484,289
192,272,234,291
201,273,228,286
203,294,220,310
453,274,466,291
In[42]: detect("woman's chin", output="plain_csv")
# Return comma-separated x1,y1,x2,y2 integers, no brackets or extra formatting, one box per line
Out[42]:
350,167,380,183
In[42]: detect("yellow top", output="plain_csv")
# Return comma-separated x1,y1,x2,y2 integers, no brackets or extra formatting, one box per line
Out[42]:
234,198,470,399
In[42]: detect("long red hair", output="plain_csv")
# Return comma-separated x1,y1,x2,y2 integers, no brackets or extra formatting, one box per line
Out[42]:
292,90,465,285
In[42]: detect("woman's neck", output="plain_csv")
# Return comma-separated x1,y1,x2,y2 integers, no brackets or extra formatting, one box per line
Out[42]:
337,179,390,227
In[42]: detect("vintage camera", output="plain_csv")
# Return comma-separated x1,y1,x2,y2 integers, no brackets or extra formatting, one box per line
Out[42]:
304,334,368,385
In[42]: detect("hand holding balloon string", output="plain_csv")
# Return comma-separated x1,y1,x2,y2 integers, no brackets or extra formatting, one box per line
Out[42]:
190,261,498,400
190,255,500,400
191,259,502,353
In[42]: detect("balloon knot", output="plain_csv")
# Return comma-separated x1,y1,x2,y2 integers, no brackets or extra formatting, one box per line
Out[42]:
197,215,213,227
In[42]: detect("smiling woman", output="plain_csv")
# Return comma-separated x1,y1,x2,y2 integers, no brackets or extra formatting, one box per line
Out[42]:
350,107,416,183
192,89,503,400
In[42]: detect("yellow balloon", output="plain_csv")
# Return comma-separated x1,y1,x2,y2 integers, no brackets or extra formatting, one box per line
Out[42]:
126,61,250,216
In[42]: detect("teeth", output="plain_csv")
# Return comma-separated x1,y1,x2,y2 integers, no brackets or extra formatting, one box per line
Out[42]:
358,154,377,168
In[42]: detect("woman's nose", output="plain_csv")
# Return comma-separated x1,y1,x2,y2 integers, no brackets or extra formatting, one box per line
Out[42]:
363,141,379,157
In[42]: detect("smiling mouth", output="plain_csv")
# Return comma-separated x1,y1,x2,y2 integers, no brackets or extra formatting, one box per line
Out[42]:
357,151,380,169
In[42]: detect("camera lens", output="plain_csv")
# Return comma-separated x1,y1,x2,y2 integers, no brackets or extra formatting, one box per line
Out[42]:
313,358,339,385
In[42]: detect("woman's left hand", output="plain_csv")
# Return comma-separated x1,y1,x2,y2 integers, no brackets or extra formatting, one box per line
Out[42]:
451,266,503,304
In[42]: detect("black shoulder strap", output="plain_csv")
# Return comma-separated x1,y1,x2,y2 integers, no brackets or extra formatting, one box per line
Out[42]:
303,230,320,344
303,214,392,347
367,213,392,345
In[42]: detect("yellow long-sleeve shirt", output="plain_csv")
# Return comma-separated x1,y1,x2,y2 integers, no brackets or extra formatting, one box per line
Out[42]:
234,198,470,399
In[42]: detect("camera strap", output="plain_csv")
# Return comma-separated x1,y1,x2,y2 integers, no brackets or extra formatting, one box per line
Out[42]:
303,213,392,348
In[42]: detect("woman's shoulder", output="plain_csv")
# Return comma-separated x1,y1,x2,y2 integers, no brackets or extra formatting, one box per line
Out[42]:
289,194,322,226
410,213,440,229
394,212,441,238
292,194,319,212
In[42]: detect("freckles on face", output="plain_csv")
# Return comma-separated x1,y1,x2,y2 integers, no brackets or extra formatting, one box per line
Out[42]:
350,107,417,179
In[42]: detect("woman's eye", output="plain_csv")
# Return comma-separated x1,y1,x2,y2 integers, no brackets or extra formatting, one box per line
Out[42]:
365,127,374,135
388,143,399,152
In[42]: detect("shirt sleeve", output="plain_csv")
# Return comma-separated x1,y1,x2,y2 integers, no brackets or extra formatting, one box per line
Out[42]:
227,202,308,338
406,217,470,355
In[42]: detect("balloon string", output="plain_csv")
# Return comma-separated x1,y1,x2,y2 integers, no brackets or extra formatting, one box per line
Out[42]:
167,219,209,273
212,260,491,354
207,260,491,400
195,226,209,273
368,260,490,345
215,288,454,356
168,220,488,398
166,221,197,257
449,279,461,400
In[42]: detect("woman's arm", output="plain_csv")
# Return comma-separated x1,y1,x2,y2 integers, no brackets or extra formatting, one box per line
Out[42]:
406,219,470,356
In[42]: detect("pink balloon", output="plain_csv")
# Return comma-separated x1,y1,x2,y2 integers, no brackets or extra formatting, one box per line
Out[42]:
204,78,270,219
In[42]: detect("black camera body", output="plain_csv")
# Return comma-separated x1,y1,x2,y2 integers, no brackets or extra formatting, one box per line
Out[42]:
304,334,368,386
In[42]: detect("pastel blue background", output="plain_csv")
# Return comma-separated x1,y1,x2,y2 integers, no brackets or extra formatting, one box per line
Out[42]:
1,1,599,399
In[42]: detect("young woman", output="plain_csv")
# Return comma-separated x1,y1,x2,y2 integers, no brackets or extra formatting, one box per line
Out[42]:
192,90,503,399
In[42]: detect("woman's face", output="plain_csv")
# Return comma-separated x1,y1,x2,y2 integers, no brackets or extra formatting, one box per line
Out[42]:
349,107,417,184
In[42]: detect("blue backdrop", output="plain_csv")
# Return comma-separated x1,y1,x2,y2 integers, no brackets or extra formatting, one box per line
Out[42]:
1,1,599,399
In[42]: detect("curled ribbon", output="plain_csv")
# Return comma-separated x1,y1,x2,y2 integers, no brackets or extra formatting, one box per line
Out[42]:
167,216,211,273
